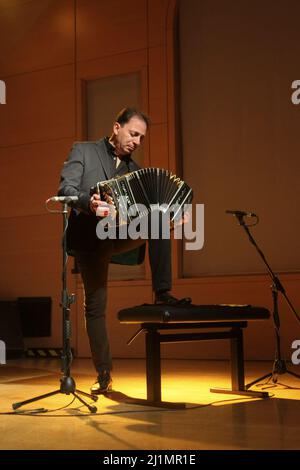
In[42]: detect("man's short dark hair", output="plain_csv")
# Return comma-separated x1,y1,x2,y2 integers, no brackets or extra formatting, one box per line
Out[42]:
115,107,150,129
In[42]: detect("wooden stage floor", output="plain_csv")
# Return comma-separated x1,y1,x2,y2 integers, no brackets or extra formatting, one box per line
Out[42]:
1,358,300,450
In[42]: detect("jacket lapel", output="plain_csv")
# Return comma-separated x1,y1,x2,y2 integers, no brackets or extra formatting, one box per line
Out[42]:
95,139,114,180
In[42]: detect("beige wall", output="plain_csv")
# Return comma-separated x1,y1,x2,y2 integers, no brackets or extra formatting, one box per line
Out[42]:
0,0,299,363
180,0,300,276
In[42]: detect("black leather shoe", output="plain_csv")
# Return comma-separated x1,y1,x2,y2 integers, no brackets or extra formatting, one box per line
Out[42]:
90,370,112,395
155,291,192,305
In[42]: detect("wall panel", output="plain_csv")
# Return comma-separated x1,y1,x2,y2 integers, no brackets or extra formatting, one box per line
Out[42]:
76,0,147,62
0,65,75,147
76,50,148,141
148,0,169,47
0,0,74,77
148,123,169,168
0,139,73,218
0,213,71,347
148,45,168,124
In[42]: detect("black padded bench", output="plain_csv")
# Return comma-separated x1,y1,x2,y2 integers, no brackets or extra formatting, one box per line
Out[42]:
118,303,271,408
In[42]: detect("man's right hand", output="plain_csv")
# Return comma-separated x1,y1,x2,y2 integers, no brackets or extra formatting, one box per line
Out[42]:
89,194,110,217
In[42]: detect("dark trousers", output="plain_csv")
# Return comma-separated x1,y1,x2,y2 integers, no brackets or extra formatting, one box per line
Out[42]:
75,237,172,373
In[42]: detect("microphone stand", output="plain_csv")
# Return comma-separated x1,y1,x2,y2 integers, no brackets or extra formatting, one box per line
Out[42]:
12,201,98,413
232,213,300,389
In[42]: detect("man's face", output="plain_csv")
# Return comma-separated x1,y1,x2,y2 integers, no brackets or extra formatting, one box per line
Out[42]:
113,116,147,156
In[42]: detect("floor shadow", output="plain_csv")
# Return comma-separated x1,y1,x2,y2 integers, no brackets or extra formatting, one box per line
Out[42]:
102,394,300,449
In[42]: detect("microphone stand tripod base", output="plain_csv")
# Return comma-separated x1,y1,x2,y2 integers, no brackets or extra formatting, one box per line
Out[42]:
12,376,98,413
245,286,300,391
246,359,300,390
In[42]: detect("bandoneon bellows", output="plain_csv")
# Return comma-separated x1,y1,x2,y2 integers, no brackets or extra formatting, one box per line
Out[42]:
90,168,193,226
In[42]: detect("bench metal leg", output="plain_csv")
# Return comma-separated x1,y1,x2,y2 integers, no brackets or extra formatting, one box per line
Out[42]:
142,329,185,408
231,327,245,391
119,328,185,409
210,328,269,399
145,328,161,402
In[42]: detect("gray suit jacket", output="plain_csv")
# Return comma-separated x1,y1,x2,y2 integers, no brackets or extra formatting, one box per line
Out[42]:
58,138,140,253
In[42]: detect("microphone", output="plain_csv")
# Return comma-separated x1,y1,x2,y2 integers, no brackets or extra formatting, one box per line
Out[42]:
48,196,79,202
226,209,257,218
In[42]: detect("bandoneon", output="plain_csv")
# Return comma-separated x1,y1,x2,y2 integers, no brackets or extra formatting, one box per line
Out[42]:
90,167,193,226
